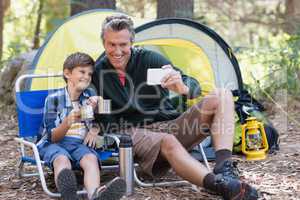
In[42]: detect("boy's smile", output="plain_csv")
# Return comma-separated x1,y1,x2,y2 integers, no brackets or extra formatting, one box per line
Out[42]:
64,65,93,94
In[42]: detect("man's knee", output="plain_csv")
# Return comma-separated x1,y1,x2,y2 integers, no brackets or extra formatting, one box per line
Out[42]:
213,88,233,101
160,135,182,158
201,89,220,111
205,89,233,107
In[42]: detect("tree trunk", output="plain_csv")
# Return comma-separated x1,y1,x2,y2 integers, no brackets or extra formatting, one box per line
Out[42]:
0,0,10,62
0,1,4,62
32,0,44,49
0,50,37,104
157,0,193,19
71,0,116,16
284,0,300,34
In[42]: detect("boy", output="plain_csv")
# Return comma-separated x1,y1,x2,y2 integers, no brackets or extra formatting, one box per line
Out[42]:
37,52,126,200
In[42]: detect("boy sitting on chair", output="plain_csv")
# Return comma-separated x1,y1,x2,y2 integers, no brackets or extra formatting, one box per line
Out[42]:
37,52,126,200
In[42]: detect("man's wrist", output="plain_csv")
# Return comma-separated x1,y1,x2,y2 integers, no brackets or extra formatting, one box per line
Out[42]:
180,85,190,95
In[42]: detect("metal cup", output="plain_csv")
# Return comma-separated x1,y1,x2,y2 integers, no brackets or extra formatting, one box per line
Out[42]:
98,96,111,114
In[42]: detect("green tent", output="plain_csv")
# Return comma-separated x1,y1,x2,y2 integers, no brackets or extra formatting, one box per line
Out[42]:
29,9,243,100
28,9,279,155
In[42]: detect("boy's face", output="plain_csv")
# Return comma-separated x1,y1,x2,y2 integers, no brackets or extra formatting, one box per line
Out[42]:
64,65,93,91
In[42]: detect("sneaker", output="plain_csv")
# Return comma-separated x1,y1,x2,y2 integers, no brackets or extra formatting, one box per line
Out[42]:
214,174,258,200
214,160,240,180
57,168,78,200
91,177,126,200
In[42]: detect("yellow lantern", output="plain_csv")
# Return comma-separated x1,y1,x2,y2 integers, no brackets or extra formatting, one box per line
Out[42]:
241,117,269,160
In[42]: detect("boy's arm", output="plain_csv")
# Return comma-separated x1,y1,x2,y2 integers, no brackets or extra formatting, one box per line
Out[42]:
43,95,81,143
83,123,100,148
51,110,81,142
84,86,98,109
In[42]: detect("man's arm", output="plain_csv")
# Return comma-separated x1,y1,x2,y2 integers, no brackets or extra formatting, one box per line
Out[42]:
144,49,201,99
181,71,201,99
161,65,201,99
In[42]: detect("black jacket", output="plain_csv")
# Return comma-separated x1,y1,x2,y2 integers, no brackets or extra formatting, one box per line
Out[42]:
92,47,201,132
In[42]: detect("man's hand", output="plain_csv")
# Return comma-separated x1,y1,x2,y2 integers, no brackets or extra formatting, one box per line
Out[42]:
86,96,99,110
83,126,99,148
161,65,189,95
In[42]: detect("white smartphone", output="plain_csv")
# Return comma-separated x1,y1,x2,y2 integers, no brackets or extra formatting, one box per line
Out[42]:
147,68,172,85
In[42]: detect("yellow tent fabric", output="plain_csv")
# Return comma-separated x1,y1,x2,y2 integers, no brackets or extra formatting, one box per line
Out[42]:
30,9,242,98
31,10,148,90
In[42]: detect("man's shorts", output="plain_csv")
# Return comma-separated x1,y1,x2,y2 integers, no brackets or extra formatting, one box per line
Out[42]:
37,138,100,169
122,100,210,177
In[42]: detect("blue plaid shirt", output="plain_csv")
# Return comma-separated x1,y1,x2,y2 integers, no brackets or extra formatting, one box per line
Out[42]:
38,87,96,144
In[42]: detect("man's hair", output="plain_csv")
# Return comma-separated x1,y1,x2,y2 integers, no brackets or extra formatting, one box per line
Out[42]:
63,52,95,82
101,14,135,43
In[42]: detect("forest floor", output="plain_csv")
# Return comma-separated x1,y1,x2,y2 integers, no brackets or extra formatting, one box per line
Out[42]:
0,98,299,200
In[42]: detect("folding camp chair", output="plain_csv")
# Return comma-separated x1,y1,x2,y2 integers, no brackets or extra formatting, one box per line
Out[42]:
14,74,122,198
14,73,210,198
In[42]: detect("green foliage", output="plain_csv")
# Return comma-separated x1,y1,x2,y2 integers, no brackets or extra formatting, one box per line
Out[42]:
237,34,300,100
44,0,69,33
2,0,38,62
2,0,69,66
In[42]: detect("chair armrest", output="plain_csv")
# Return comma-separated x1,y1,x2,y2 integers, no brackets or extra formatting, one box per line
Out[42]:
103,133,121,147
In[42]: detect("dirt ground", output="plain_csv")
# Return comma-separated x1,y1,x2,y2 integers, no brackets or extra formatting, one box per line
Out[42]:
0,100,299,200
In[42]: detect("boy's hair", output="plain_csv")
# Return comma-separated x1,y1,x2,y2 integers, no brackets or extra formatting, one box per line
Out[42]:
63,52,95,82
101,14,135,43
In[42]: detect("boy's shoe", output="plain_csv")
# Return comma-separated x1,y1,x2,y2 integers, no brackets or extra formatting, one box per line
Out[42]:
92,177,126,200
214,160,240,180
214,174,258,200
57,168,78,200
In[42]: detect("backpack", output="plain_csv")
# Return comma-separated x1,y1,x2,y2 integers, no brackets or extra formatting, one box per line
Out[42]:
190,89,280,161
232,90,280,154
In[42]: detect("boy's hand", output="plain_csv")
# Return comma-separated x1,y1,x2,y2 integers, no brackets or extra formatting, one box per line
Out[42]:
87,96,99,110
67,109,81,126
83,126,99,148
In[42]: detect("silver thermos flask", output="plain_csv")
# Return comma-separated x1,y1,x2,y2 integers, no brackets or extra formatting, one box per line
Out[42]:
119,134,134,196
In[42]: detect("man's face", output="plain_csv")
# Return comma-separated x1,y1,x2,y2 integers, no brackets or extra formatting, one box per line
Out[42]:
103,28,132,71
64,65,93,92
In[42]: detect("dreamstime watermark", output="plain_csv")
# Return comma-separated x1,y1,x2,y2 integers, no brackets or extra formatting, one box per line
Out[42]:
95,118,236,137
16,68,252,135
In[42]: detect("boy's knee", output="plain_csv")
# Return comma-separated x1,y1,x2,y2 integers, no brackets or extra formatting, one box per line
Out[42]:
80,153,98,168
53,155,71,168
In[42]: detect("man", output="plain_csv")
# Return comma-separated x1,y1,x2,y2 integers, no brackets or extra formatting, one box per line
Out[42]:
92,14,258,200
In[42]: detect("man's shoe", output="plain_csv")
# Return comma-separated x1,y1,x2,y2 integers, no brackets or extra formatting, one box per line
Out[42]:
57,168,78,200
214,174,258,200
91,177,126,200
214,160,240,180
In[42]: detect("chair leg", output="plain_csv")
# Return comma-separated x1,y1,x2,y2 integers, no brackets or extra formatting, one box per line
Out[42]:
133,144,211,189
16,159,25,178
133,169,189,187
199,143,211,171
